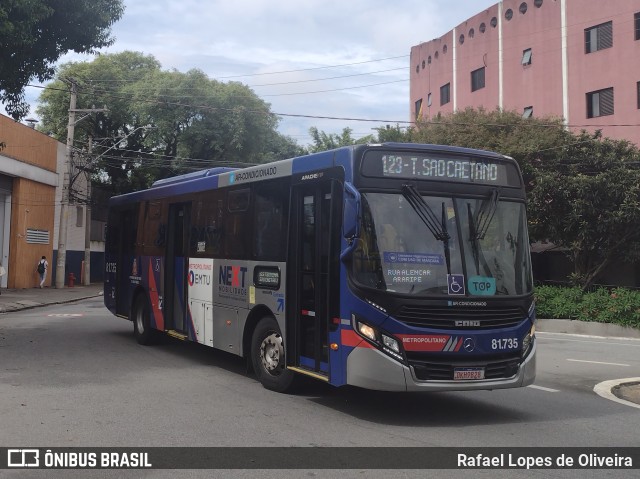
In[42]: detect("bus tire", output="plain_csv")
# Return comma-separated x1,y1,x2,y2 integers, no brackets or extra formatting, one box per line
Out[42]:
133,294,154,345
251,317,295,393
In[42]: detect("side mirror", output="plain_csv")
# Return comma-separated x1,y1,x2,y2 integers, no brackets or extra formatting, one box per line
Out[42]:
341,182,361,260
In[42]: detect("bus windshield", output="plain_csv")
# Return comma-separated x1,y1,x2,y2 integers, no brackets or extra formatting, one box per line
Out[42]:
351,192,532,296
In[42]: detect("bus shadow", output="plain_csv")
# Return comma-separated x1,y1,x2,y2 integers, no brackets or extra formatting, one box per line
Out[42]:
109,330,533,427
298,382,535,427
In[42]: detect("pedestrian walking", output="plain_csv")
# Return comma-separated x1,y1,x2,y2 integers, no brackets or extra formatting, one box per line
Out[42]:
0,262,5,295
36,256,48,288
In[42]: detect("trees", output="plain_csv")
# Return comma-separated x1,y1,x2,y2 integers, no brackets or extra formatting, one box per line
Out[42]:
0,0,124,120
307,124,412,153
36,51,301,195
527,131,640,290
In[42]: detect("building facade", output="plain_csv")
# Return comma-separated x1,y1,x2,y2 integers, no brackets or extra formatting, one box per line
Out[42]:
0,114,104,289
410,0,640,145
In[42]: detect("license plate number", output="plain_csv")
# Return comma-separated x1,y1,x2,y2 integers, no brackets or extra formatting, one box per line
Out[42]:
454,367,485,380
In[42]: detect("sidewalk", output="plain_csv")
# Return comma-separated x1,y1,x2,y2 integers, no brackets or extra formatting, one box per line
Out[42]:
0,285,637,406
0,283,103,314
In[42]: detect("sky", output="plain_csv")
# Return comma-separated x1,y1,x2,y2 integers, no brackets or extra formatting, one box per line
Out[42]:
17,0,497,147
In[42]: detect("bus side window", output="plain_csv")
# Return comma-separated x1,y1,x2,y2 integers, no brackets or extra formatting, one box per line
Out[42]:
190,192,223,256
253,180,289,261
224,189,250,259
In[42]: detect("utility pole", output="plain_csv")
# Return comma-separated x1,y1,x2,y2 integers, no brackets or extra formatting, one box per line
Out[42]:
56,80,76,289
56,78,107,288
83,136,92,286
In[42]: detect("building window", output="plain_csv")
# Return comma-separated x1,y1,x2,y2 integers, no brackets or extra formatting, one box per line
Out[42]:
76,206,84,227
469,28,475,38
586,87,614,118
427,92,432,107
635,13,640,40
422,60,425,69
522,48,532,65
534,0,543,7
491,17,498,28
459,34,465,45
440,83,451,105
415,65,420,73
585,21,613,53
428,55,432,64
471,67,485,92
520,2,528,14
523,106,533,118
443,44,448,54
505,9,513,21
415,99,423,119
480,22,486,33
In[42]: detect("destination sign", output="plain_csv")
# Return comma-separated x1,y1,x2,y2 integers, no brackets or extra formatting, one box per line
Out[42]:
361,151,521,187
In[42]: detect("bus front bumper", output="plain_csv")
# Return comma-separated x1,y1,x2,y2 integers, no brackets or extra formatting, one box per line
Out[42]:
346,342,537,392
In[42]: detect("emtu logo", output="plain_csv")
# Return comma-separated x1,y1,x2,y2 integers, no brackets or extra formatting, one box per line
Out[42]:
229,172,236,184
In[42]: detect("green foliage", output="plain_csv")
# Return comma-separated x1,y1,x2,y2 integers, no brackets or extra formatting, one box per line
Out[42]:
535,285,640,328
0,0,124,120
36,51,301,195
306,124,413,153
528,131,640,290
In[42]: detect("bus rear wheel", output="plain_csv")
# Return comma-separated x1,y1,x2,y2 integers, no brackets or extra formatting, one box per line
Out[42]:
133,294,154,345
251,317,295,392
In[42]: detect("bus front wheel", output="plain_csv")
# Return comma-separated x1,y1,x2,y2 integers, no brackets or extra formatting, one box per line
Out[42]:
251,317,295,392
133,294,154,345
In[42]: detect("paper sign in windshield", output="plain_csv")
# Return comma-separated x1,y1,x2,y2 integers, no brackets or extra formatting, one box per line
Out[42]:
383,252,444,265
468,276,496,295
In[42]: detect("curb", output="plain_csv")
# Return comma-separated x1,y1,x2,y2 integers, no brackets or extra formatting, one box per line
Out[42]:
0,292,103,314
594,378,640,410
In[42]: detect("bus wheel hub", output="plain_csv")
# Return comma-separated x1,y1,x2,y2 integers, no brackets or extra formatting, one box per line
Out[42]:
260,333,283,372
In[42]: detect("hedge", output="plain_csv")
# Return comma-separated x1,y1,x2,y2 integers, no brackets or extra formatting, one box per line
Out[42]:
534,285,640,328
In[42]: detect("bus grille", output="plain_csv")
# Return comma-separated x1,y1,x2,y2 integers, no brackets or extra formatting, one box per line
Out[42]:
407,353,522,381
395,305,525,330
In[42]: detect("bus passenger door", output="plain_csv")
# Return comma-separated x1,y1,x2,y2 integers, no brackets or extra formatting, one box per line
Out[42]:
164,202,191,333
289,179,341,378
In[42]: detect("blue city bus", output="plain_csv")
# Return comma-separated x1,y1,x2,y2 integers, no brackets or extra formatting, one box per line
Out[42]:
104,143,536,392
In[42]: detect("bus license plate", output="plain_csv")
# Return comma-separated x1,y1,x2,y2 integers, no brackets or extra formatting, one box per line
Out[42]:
454,367,485,380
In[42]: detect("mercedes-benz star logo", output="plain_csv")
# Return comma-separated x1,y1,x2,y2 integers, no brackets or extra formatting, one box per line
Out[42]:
463,337,476,352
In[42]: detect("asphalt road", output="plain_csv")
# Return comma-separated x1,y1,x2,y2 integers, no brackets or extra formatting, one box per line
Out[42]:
0,297,638,478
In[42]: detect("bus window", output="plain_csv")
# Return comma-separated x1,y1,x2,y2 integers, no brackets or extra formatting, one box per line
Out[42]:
224,189,250,259
190,192,223,256
253,180,288,261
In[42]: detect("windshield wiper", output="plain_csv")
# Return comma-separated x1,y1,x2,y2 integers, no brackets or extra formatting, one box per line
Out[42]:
401,185,449,241
467,190,500,276
401,184,451,273
472,189,499,240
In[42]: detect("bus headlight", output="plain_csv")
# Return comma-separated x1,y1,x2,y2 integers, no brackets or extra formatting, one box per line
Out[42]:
354,317,405,363
382,334,400,353
357,322,377,341
522,324,535,357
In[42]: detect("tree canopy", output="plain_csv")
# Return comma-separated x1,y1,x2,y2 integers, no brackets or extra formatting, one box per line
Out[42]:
527,131,640,289
36,51,303,195
0,0,124,120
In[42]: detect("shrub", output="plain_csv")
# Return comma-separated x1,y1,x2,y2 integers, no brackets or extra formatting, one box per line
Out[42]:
534,285,640,329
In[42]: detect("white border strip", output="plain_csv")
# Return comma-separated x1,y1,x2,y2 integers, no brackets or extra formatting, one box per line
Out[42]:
593,378,640,410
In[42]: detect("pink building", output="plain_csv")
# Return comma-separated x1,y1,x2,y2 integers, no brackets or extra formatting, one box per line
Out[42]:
410,0,640,145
